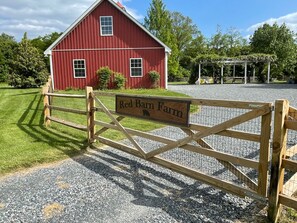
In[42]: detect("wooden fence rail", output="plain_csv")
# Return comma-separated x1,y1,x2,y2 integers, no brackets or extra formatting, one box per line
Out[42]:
42,84,297,223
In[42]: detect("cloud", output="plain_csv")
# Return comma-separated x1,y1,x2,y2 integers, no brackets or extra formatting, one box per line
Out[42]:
0,0,143,41
247,11,297,33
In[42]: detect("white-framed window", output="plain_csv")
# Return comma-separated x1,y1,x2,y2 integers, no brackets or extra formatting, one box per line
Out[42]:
73,59,86,78
100,16,113,36
130,58,143,77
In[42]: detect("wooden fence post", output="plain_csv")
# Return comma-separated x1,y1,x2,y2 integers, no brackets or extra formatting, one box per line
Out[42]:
43,79,52,127
86,86,95,143
268,99,289,222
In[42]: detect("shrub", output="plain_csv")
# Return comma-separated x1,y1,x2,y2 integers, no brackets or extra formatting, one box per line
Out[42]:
148,70,160,88
96,66,112,90
114,72,126,89
8,34,48,88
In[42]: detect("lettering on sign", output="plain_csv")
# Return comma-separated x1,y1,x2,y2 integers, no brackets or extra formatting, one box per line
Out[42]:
116,95,191,126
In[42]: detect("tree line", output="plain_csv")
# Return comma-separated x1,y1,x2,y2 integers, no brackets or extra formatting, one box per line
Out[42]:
144,0,297,83
1,0,296,88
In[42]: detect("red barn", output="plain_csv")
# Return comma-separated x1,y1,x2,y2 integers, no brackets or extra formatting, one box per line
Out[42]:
44,0,171,90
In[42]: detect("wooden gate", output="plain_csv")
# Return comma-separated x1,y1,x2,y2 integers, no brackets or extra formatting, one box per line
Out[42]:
87,87,273,200
268,100,297,222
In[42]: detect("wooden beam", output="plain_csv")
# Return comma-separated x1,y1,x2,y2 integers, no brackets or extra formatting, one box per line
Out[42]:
95,136,265,201
95,116,125,136
46,105,87,115
258,112,272,196
95,120,259,169
279,194,297,210
181,128,258,191
47,116,87,131
268,100,290,223
190,124,261,142
93,91,271,109
285,120,297,131
191,99,271,110
282,159,297,172
86,87,95,143
183,144,259,169
146,105,272,158
45,93,85,99
92,92,146,158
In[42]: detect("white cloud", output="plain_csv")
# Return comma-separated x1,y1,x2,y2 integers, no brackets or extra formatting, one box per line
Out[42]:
247,11,297,33
0,0,143,41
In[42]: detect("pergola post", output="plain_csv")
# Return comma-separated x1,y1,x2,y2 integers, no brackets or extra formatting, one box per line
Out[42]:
221,65,224,84
198,63,201,85
233,64,236,78
253,66,256,82
267,61,271,84
244,62,247,84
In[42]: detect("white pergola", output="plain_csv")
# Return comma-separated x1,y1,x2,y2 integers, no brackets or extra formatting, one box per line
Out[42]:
197,59,271,85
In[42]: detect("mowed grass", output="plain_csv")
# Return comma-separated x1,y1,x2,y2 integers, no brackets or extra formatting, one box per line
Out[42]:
0,84,192,176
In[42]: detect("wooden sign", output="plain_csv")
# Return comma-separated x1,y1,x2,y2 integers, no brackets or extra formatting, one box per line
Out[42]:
116,95,190,126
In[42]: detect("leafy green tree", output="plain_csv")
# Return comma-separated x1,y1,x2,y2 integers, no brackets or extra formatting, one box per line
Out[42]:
208,26,229,56
31,32,62,70
170,12,199,54
0,33,17,82
250,23,297,79
180,34,207,69
8,33,49,88
144,0,179,80
225,27,248,56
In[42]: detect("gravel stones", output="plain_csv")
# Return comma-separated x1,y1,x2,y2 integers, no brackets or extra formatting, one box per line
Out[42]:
1,83,296,222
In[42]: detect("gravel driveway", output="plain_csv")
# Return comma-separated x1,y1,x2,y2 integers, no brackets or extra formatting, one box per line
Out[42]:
0,83,296,223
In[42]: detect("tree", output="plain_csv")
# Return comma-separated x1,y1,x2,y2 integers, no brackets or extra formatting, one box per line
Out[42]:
144,0,180,80
250,23,297,79
8,33,49,88
170,12,199,54
180,34,207,69
225,27,248,56
31,32,62,70
0,33,17,82
208,26,229,56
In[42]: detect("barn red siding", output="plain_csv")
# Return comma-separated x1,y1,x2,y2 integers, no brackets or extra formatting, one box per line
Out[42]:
52,48,165,90
54,0,161,50
51,0,167,90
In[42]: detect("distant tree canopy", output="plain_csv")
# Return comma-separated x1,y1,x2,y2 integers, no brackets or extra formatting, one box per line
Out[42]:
144,0,180,80
250,23,297,79
1,1,297,86
8,33,49,88
0,33,17,82
31,32,62,69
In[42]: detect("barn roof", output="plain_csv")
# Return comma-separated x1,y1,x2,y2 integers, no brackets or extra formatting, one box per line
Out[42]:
44,0,171,55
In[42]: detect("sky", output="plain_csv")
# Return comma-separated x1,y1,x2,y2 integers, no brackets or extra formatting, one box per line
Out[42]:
1,0,297,41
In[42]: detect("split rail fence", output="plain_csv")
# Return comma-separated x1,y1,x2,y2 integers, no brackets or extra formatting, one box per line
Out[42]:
42,81,297,223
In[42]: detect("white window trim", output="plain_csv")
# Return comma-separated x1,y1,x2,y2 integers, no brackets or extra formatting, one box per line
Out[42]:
100,16,113,36
130,58,143,77
73,59,86,79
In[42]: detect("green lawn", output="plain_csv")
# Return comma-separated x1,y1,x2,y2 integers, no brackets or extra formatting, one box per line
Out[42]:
0,84,192,176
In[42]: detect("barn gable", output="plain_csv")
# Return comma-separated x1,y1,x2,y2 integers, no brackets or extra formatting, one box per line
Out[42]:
44,0,170,90
45,0,170,54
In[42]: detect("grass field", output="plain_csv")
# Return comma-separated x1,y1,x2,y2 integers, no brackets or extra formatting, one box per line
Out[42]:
0,84,191,176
